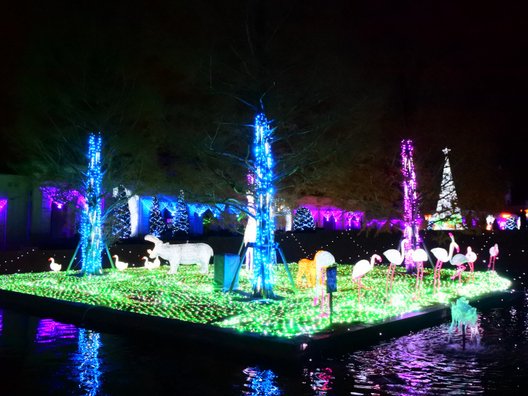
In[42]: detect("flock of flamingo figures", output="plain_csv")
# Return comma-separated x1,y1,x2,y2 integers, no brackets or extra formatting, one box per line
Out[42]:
350,233,500,304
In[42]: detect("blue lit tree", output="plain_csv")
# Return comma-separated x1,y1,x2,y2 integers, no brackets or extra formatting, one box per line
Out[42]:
80,133,104,275
112,185,131,239
149,196,165,237
293,207,315,231
252,113,277,299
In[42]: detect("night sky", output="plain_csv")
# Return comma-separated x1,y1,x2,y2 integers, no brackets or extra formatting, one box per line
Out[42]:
1,1,527,205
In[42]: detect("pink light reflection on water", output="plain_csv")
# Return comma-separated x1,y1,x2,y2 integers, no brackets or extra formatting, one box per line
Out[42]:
35,318,78,344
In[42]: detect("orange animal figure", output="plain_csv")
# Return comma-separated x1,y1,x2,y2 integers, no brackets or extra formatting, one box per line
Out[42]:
296,258,317,288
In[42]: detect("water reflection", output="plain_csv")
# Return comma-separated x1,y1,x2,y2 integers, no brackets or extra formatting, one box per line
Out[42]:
305,367,333,395
0,295,527,394
72,328,102,396
35,318,77,344
242,367,282,396
344,324,487,395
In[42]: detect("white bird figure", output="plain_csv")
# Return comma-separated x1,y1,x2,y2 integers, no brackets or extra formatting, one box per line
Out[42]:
411,248,428,298
488,244,499,271
383,239,407,302
48,257,62,272
112,255,128,271
142,256,151,269
143,252,160,270
450,251,469,285
430,232,459,291
465,246,477,282
352,254,382,303
146,249,160,269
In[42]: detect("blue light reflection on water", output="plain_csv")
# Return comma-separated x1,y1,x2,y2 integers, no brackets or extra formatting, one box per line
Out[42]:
0,294,527,395
242,367,282,395
74,329,102,396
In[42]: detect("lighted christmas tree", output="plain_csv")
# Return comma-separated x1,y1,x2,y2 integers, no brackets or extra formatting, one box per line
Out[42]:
505,216,517,230
148,196,165,237
80,133,104,275
429,148,464,230
293,207,316,231
171,190,190,235
112,185,131,239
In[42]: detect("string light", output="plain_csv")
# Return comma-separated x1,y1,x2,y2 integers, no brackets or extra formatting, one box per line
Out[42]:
0,264,511,339
401,139,422,270
80,133,104,275
428,147,464,230
252,113,276,299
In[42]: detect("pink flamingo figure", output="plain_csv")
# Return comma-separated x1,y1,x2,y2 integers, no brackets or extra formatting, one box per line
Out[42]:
430,233,459,292
465,246,477,281
450,251,469,285
488,244,499,271
411,248,428,298
383,239,406,302
352,254,382,303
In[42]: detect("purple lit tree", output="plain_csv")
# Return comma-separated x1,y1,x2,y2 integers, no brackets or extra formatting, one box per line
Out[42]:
401,139,422,272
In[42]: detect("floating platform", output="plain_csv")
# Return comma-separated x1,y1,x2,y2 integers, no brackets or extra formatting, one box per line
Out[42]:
0,265,517,359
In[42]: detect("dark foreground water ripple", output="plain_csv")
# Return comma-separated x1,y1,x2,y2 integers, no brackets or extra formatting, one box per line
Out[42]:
1,294,528,395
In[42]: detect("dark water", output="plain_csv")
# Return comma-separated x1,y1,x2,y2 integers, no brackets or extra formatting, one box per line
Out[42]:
1,294,528,395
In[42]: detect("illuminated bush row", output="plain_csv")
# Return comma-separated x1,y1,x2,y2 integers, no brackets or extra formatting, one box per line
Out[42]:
0,264,511,338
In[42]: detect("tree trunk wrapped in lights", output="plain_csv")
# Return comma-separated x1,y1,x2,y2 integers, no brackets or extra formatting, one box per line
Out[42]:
401,139,421,272
252,113,276,299
80,133,104,275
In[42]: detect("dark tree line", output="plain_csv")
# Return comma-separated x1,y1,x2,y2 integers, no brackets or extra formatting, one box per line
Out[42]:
5,0,507,218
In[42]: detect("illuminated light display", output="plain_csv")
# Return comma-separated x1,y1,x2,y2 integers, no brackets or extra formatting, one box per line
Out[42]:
428,148,464,230
35,318,77,344
40,186,84,209
293,207,316,231
112,185,132,239
486,214,495,231
400,139,421,271
488,243,499,271
252,113,277,299
0,264,511,339
171,190,190,235
430,233,458,292
48,257,62,272
112,255,129,271
352,254,382,303
0,198,7,211
148,196,165,237
383,240,406,302
80,133,104,276
145,234,213,274
74,329,102,396
448,297,479,342
243,367,281,395
242,174,257,276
